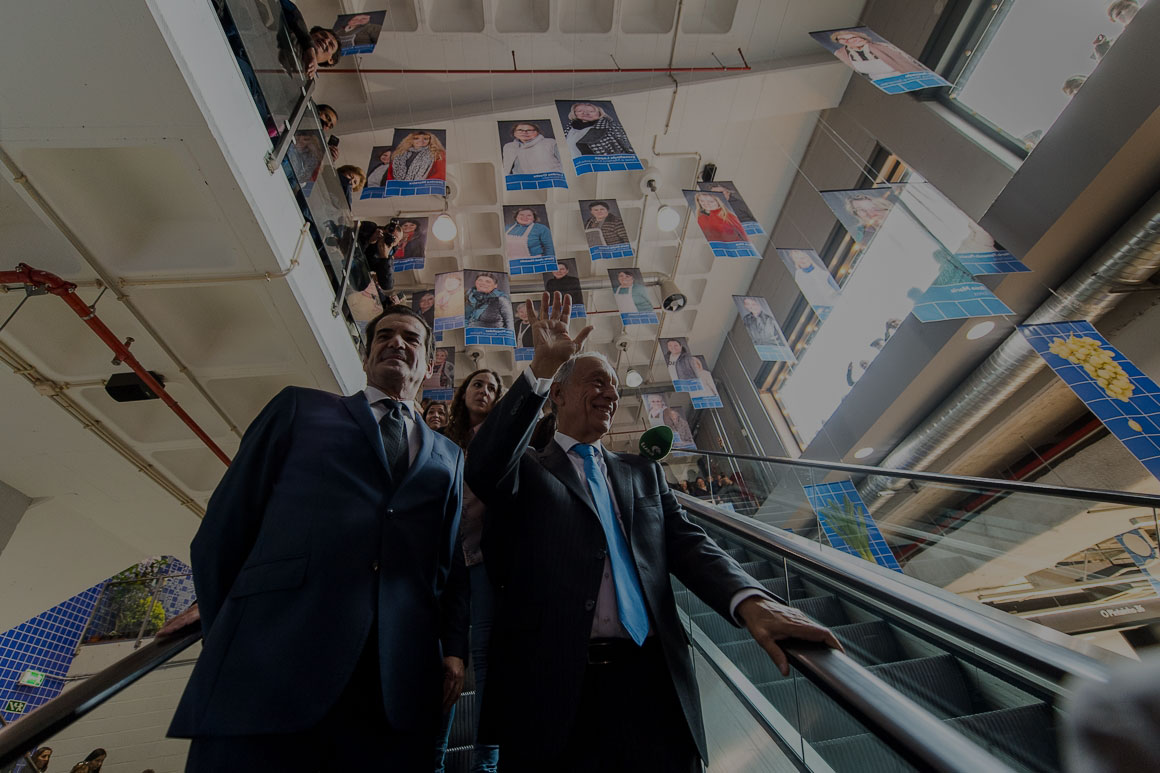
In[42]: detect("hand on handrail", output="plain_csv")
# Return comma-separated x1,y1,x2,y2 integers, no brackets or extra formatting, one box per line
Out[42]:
737,596,843,677
157,602,201,639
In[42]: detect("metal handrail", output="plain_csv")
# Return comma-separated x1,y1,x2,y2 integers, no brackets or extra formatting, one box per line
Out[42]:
678,492,1115,684
672,448,1160,510
0,630,201,769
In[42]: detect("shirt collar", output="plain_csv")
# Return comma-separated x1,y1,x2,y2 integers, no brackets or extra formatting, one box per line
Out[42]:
555,431,603,457
363,385,421,418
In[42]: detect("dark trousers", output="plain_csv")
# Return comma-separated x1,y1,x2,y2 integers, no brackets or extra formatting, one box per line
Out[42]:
185,630,431,771
501,638,701,773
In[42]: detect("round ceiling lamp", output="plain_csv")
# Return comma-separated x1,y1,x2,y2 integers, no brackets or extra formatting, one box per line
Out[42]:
656,205,681,232
966,321,995,340
853,446,875,459
432,213,457,241
625,368,644,388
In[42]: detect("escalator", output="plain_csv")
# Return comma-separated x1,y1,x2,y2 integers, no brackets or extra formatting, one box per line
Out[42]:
1,453,1150,772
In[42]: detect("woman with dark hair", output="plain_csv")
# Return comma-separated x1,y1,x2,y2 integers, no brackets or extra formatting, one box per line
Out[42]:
465,272,513,331
663,339,697,382
501,123,563,176
390,219,426,261
435,369,504,773
423,401,448,432
387,131,447,181
663,406,693,447
584,201,629,246
2,746,52,773
504,207,555,260
612,269,651,314
68,749,106,773
563,102,633,157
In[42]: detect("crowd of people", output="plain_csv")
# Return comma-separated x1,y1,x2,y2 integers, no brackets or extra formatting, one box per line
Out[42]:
1,747,116,773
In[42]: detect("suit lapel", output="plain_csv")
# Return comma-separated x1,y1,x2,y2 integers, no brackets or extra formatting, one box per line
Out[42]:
342,394,389,473
400,413,434,486
603,450,635,539
539,442,598,517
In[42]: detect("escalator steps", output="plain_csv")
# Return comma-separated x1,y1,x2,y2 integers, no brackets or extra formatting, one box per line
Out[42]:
760,575,804,602
813,732,917,772
450,690,478,748
948,704,1058,773
789,595,849,627
868,655,975,719
690,611,750,645
738,559,783,581
724,546,749,562
831,621,903,666
757,677,871,743
716,639,788,685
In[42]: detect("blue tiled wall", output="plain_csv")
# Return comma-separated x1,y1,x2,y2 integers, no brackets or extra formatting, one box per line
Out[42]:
0,556,193,722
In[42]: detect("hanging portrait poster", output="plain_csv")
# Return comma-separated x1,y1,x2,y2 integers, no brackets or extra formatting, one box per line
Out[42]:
580,199,634,260
464,270,515,347
894,182,1030,275
514,299,539,362
543,258,586,318
733,296,795,362
368,128,447,197
344,277,383,337
412,288,436,331
803,480,902,571
421,347,456,402
1020,321,1160,483
642,394,695,449
332,11,386,55
776,249,843,321
287,130,325,199
1114,529,1160,596
684,190,760,258
498,119,567,191
389,217,428,272
660,337,703,393
689,355,723,409
362,145,394,197
810,26,950,95
554,99,644,176
820,187,899,247
909,251,1012,322
608,268,658,326
502,205,557,275
697,181,763,236
434,271,465,335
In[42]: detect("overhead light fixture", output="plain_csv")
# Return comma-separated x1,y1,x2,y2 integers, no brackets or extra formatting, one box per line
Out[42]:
105,371,165,402
432,213,457,241
659,278,687,312
966,321,995,340
625,368,643,387
656,205,681,232
853,446,875,459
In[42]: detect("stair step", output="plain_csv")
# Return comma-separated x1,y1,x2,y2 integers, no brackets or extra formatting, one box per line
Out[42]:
760,575,804,603
440,746,473,773
449,690,478,748
716,639,787,685
738,559,783,581
790,595,848,627
812,732,916,772
832,620,903,666
690,611,749,646
756,677,869,743
869,655,975,719
949,704,1058,773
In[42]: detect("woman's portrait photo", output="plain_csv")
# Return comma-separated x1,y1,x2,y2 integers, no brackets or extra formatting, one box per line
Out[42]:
499,120,563,176
661,337,698,383
608,268,652,315
810,26,947,93
514,299,540,348
332,11,385,54
581,199,630,247
687,190,749,243
663,405,695,448
696,181,758,228
543,258,583,308
387,128,447,181
422,347,456,391
503,205,556,262
435,271,465,323
412,289,436,329
775,248,842,319
821,188,898,245
464,270,514,331
390,218,427,262
364,145,393,188
555,99,635,158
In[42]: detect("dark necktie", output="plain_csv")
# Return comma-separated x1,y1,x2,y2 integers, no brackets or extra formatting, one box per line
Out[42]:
379,400,410,484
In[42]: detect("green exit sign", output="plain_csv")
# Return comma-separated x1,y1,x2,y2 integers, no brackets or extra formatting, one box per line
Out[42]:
18,670,45,687
3,699,28,715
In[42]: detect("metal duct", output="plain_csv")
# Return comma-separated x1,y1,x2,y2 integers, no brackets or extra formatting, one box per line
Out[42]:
860,190,1160,504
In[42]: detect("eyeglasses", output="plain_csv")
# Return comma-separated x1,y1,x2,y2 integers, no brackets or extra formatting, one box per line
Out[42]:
514,128,537,133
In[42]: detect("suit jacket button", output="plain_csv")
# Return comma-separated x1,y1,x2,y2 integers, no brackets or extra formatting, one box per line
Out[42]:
371,560,380,572
584,599,595,611
386,508,394,516
595,548,607,560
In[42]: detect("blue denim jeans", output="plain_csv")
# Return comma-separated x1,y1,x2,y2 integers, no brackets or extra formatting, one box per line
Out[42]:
434,563,499,773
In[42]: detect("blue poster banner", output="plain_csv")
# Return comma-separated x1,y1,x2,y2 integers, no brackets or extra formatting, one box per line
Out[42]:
673,379,702,393
1021,321,1160,482
555,100,644,177
515,347,534,362
422,388,453,402
1114,529,1160,596
911,279,1013,322
802,481,902,571
620,311,659,326
506,173,567,191
499,119,568,190
376,128,448,197
696,181,764,236
956,251,1030,276
810,26,950,95
708,241,760,258
691,395,723,409
464,269,516,348
685,190,761,259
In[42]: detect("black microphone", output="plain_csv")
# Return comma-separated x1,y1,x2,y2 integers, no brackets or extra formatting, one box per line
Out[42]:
638,425,675,461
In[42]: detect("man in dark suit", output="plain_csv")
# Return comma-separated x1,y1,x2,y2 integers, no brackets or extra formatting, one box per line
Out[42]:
465,292,840,772
167,306,467,770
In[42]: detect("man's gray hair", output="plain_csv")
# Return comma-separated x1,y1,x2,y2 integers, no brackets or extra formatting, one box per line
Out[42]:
549,351,615,414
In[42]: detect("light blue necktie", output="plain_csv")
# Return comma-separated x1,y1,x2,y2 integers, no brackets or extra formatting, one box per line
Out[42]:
573,443,650,645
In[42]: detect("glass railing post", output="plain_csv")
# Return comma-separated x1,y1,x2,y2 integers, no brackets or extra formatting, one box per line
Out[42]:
73,582,108,656
133,577,166,650
331,220,362,317
265,77,317,172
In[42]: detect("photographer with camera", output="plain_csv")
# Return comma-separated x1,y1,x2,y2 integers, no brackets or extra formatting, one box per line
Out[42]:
357,219,405,301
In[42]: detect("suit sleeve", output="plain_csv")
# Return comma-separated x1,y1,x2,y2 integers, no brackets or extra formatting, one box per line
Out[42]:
656,462,777,624
465,372,545,505
440,451,469,659
191,387,296,632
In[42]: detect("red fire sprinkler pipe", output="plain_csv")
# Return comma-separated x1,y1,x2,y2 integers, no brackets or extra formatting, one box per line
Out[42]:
1,264,232,466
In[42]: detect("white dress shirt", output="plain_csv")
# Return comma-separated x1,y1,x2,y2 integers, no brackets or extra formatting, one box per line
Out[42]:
522,370,766,636
363,385,423,465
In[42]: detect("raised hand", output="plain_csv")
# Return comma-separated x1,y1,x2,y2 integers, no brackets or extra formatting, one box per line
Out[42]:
528,291,594,380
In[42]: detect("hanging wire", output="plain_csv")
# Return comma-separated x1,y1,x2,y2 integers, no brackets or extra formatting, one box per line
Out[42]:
0,294,31,336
